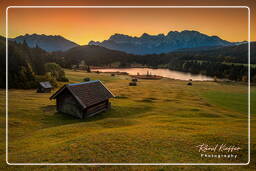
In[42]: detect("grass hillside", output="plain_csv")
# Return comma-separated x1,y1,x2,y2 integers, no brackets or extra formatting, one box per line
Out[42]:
0,69,255,170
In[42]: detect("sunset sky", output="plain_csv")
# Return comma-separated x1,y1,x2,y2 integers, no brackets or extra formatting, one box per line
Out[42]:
0,0,255,45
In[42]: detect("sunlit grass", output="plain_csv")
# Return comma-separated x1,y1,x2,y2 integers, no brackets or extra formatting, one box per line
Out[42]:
0,69,255,170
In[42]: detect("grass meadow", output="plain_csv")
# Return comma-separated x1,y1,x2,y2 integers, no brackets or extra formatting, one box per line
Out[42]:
0,69,255,170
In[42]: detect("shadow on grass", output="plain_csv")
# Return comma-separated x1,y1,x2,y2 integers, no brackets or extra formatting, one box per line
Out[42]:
40,105,82,126
85,105,153,122
40,104,152,125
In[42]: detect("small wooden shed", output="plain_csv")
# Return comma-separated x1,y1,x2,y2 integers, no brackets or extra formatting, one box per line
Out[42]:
37,81,53,93
50,80,114,119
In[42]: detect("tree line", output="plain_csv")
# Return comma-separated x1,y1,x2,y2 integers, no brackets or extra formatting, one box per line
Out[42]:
58,42,256,82
1,36,255,90
0,36,68,89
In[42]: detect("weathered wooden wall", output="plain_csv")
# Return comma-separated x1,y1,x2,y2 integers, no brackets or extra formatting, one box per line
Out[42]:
55,90,111,119
85,100,109,117
56,89,83,119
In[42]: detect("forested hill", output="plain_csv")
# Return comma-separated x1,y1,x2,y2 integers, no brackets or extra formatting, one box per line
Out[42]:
0,36,68,89
60,42,255,67
59,42,255,67
169,42,254,64
58,45,136,68
134,42,256,66
1,36,256,89
59,42,256,82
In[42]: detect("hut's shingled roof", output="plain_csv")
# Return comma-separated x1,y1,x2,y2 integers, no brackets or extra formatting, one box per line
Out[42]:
50,80,114,108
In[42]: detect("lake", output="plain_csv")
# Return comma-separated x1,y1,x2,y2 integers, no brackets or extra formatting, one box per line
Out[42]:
92,68,214,81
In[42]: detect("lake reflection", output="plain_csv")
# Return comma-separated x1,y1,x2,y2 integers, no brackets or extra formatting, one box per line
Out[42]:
92,68,214,81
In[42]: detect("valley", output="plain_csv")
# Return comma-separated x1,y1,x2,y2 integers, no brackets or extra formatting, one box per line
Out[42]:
0,69,255,170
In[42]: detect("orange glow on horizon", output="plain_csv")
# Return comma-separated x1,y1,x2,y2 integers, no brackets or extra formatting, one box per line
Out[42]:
1,0,255,45
6,8,249,45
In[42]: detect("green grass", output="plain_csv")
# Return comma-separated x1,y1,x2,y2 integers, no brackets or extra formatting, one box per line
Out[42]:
201,91,253,114
0,69,255,170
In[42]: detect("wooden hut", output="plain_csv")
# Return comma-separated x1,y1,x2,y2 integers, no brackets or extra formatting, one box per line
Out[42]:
37,81,53,93
50,80,114,119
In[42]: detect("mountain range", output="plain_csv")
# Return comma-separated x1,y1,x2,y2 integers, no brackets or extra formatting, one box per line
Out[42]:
89,30,233,55
11,34,78,52
11,30,236,54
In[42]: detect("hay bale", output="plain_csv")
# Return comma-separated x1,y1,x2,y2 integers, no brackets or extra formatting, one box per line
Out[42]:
129,82,137,86
84,78,90,82
132,78,138,82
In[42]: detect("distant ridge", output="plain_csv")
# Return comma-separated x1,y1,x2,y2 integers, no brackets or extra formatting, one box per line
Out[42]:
89,30,233,55
11,34,78,52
